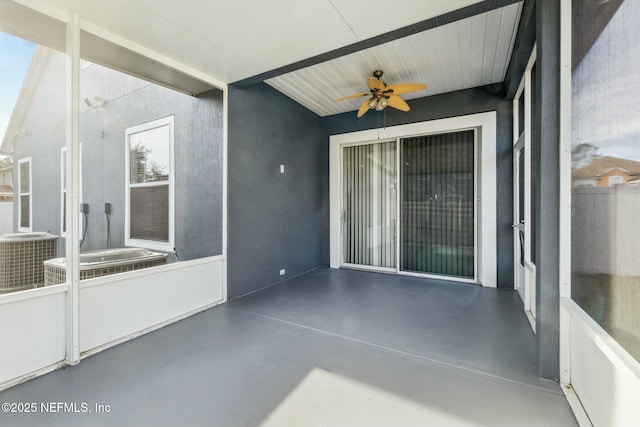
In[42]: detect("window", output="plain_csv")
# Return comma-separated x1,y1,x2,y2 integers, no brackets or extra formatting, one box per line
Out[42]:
125,116,174,251
574,179,596,187
571,0,640,362
18,158,32,232
60,146,82,237
607,175,623,186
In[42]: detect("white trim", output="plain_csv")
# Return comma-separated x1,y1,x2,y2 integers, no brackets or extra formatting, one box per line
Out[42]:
60,147,65,236
399,270,478,285
522,45,537,324
341,264,397,274
561,382,594,427
0,361,67,393
0,283,68,306
17,157,32,232
65,12,81,366
78,255,224,289
60,145,83,238
330,112,497,287
222,79,228,302
559,0,573,389
124,115,175,252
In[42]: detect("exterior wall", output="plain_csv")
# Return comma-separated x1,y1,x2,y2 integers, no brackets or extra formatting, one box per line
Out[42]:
227,83,326,299
596,169,630,187
572,169,635,188
0,168,11,186
11,50,224,261
322,86,514,289
0,202,12,234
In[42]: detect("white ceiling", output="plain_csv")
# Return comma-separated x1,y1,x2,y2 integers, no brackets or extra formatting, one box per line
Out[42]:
15,0,485,83
7,0,524,116
267,2,523,116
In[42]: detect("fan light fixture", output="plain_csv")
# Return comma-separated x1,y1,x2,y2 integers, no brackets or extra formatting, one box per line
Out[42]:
334,70,426,118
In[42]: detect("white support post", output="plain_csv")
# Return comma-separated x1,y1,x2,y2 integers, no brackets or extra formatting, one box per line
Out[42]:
559,0,573,386
65,13,81,365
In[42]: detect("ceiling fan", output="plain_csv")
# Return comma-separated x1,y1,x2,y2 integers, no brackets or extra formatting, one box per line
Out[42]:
334,70,427,118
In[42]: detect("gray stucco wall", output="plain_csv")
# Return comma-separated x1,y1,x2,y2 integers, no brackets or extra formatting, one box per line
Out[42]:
227,86,443,300
227,83,326,299
322,86,514,289
12,50,224,261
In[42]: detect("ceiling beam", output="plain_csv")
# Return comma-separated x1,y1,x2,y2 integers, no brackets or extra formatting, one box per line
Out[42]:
0,1,216,96
503,0,536,99
231,0,523,88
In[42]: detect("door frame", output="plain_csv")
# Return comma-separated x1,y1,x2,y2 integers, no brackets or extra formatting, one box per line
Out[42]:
513,136,525,299
513,46,537,332
329,112,498,287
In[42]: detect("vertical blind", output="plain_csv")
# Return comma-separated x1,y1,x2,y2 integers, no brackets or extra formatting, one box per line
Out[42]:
400,131,475,278
342,141,396,268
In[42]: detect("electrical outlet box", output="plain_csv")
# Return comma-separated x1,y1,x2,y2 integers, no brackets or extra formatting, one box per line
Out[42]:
104,202,111,214
279,269,285,276
80,203,89,214
280,164,285,174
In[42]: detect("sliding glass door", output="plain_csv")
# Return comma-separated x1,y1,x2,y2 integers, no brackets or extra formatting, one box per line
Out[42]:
400,131,475,278
342,141,397,269
341,131,476,281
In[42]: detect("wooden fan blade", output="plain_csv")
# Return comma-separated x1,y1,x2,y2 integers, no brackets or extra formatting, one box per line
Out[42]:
357,98,371,117
334,93,369,102
385,83,426,96
387,95,411,112
368,77,385,91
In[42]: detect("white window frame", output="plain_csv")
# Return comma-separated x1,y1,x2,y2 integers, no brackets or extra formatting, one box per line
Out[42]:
18,157,32,232
608,175,623,186
124,115,175,252
60,145,83,237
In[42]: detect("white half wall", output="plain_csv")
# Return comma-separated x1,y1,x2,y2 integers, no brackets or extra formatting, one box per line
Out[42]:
79,257,225,355
0,285,67,388
562,298,640,426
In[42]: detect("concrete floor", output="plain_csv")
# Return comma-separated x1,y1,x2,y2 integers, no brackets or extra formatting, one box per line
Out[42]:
0,267,577,426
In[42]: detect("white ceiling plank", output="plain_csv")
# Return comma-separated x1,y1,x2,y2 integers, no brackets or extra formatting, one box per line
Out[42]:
406,36,436,98
265,3,522,117
457,19,473,89
470,14,488,88
481,8,503,85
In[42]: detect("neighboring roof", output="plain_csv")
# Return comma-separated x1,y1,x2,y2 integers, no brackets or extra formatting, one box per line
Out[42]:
0,46,49,155
572,156,640,179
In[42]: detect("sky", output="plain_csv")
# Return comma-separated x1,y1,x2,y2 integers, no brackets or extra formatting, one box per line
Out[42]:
0,32,36,158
